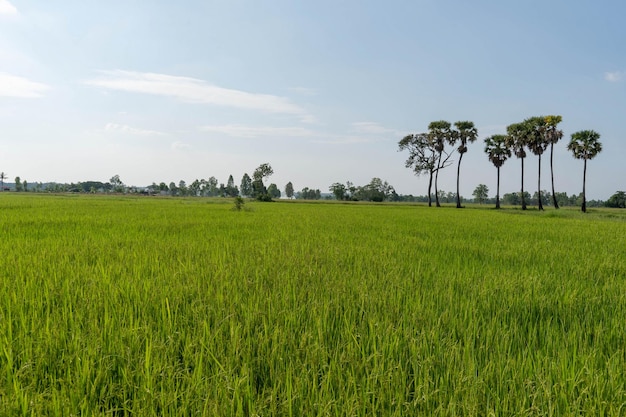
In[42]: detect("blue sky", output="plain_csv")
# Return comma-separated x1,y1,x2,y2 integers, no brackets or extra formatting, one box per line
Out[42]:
1,0,624,199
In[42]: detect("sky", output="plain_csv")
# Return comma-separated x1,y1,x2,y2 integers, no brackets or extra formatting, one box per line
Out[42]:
1,0,624,200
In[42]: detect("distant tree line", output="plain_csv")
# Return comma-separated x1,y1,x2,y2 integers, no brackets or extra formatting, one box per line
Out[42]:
2,152,623,209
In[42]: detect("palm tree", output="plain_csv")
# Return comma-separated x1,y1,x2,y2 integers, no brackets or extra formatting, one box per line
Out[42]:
451,121,478,208
484,134,511,209
427,120,453,207
544,115,564,209
525,116,549,210
567,130,602,213
0,172,6,192
506,122,528,210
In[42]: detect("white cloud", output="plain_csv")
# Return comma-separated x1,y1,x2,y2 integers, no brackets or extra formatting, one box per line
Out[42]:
0,0,17,15
604,71,623,82
105,123,167,136
0,72,49,97
311,135,379,145
351,122,398,135
171,141,192,151
200,124,313,138
85,70,314,121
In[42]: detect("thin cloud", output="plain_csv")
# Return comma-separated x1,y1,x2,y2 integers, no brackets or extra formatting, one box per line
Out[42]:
0,0,17,15
200,124,313,138
604,71,623,82
85,70,314,121
351,122,399,135
171,141,192,151
0,73,49,97
311,134,379,145
105,123,167,136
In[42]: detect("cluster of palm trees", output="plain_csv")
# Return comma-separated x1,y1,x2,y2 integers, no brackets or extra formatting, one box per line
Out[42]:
485,115,602,212
399,116,603,213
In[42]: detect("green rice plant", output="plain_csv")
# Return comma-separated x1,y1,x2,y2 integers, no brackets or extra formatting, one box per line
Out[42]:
0,194,625,415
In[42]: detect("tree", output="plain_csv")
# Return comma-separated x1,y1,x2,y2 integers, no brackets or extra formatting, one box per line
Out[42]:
0,172,6,191
178,180,188,196
285,182,294,199
225,175,239,197
298,187,321,200
428,120,453,207
506,122,529,210
544,115,564,209
267,183,281,199
110,175,125,193
473,184,489,204
567,130,602,213
606,191,626,208
329,182,347,200
451,121,478,208
484,134,511,209
398,133,443,207
252,163,274,201
240,173,252,197
14,176,23,192
524,116,549,210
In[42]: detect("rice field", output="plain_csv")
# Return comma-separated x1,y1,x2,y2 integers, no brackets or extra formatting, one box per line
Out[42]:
0,193,625,416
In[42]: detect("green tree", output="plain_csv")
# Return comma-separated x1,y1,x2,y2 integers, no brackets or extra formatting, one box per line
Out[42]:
473,184,489,204
240,173,252,197
178,180,188,196
14,176,23,192
606,191,626,208
485,134,511,209
285,181,294,199
169,181,177,196
451,121,478,208
507,122,529,210
225,175,239,197
110,175,125,193
398,132,444,207
252,163,274,201
502,192,520,206
544,115,564,209
0,172,5,191
329,182,347,200
567,130,602,213
428,120,453,207
267,183,281,199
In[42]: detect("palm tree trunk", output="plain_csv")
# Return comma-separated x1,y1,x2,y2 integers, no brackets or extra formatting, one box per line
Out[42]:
521,158,526,210
537,154,544,211
496,166,501,209
427,170,434,207
456,153,463,208
435,153,442,207
550,143,559,209
582,159,587,213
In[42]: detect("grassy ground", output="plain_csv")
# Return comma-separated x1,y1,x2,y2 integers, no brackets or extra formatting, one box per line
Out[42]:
0,194,625,415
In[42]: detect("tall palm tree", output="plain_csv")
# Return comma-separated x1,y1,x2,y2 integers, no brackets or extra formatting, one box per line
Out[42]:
427,120,452,207
484,134,511,209
567,130,602,213
451,121,478,208
524,116,549,210
544,115,564,209
506,122,529,210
